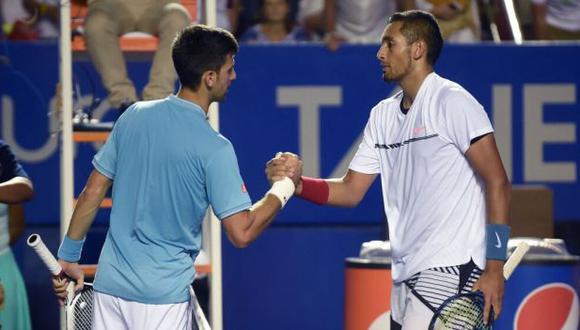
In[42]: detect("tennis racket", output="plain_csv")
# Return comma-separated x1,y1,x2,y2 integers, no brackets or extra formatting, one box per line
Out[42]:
428,242,530,330
28,233,211,330
190,286,211,330
27,233,93,330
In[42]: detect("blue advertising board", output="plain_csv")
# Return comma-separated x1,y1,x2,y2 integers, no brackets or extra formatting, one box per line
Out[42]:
1,42,579,224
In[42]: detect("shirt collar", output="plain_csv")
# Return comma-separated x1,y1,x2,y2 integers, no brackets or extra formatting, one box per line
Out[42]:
167,95,207,119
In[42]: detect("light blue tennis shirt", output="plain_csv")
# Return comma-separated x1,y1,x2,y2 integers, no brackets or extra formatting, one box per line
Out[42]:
92,95,251,304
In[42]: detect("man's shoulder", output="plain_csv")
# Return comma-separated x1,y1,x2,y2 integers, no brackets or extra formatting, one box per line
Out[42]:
134,98,168,109
371,91,403,115
199,132,235,157
429,76,483,117
431,74,474,101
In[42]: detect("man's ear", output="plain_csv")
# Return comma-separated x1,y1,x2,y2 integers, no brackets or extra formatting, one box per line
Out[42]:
412,40,427,61
203,71,217,88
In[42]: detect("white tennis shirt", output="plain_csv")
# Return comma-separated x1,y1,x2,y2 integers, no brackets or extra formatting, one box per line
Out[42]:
349,73,493,282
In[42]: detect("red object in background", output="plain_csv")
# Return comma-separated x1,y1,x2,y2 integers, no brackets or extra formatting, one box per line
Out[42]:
515,283,579,330
7,20,39,40
345,260,392,330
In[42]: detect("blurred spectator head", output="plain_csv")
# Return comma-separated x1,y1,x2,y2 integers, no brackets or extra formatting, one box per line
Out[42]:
172,25,239,92
258,0,293,32
389,10,444,66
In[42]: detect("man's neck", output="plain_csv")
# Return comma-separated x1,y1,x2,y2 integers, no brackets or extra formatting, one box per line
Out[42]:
399,68,433,108
177,87,211,114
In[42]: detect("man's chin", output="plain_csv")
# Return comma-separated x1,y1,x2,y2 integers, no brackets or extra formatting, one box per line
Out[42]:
382,72,400,83
214,93,227,103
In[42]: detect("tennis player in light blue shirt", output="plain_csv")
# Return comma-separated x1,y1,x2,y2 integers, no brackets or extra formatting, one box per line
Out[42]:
54,25,298,329
92,94,252,304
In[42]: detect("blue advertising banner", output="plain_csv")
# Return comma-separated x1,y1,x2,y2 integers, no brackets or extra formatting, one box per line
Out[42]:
1,42,579,224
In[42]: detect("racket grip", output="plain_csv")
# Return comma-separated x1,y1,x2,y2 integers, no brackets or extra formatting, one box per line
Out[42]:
27,234,63,276
503,242,530,280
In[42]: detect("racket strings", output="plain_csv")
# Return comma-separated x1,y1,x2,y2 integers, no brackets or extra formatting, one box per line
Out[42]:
70,285,94,330
432,293,491,330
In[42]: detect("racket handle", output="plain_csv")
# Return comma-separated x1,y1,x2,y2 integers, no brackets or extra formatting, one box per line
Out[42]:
27,234,63,276
503,242,530,280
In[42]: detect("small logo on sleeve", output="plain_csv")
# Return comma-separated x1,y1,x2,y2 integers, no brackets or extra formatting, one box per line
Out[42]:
241,184,247,193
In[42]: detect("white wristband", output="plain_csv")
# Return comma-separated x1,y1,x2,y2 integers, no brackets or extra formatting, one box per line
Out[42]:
267,177,295,208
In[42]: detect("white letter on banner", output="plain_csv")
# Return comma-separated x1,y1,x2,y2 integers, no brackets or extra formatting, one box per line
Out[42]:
1,95,58,163
492,85,513,180
277,87,341,177
524,84,576,182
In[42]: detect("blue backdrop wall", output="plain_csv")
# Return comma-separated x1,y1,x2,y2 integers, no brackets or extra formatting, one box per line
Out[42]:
2,42,579,329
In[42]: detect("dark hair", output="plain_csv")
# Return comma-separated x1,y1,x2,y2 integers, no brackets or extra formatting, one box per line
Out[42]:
171,25,239,91
389,10,443,66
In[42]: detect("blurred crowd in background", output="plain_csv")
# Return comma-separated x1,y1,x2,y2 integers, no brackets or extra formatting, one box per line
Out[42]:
1,0,579,45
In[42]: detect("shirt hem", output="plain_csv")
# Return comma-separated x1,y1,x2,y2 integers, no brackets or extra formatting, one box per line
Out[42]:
216,202,252,220
348,165,380,175
93,285,189,305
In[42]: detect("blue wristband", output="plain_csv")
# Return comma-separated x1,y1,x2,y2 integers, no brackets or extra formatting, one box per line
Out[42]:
486,223,511,260
57,235,86,262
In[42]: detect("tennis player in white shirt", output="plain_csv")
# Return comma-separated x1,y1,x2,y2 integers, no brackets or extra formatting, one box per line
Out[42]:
267,10,511,329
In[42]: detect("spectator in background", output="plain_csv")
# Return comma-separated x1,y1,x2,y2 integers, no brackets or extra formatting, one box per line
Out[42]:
531,0,580,40
405,0,481,42
83,0,191,113
0,140,34,330
217,0,242,33
1,0,59,40
297,0,325,39
196,0,242,33
240,0,310,43
324,0,400,51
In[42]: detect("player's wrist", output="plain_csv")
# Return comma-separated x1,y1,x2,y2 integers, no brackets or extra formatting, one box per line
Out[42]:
297,176,329,205
484,259,504,271
57,235,86,263
267,177,295,208
485,223,511,261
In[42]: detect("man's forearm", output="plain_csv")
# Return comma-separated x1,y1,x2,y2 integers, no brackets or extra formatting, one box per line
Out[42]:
486,179,511,225
327,178,361,207
244,195,281,242
225,195,281,248
485,178,511,271
65,170,112,240
66,188,105,240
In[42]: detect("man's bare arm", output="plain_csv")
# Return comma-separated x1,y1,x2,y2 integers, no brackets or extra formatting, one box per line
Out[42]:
326,170,378,207
466,133,511,323
66,170,113,240
222,194,283,248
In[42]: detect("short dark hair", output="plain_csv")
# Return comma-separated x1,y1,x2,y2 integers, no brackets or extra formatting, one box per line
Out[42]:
389,10,443,66
172,25,239,91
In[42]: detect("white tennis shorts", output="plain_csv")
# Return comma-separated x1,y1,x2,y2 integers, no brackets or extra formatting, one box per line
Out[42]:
92,291,194,330
391,260,483,329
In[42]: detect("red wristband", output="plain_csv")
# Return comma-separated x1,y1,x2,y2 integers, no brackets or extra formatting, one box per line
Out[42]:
298,176,329,205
